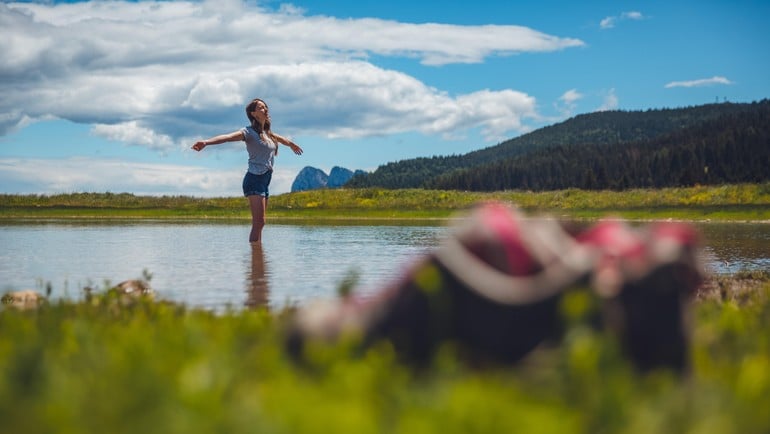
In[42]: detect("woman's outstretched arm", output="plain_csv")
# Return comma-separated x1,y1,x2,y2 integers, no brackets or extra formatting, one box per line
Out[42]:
270,132,303,155
192,131,244,151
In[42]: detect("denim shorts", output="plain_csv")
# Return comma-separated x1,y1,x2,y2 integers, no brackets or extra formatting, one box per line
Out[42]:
242,170,272,198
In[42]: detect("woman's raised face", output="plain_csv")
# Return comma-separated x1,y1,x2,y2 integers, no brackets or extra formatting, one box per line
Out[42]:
250,100,269,120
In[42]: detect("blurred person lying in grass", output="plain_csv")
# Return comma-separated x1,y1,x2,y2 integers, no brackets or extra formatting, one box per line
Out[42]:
288,202,703,374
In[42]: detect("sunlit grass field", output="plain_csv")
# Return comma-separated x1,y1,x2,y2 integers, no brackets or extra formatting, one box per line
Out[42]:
1,183,769,221
2,184,769,433
1,273,769,434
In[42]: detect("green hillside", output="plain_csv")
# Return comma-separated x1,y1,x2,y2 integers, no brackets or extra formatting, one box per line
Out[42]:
348,100,770,191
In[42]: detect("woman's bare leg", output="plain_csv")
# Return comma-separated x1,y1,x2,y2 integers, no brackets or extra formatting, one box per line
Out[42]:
248,195,267,242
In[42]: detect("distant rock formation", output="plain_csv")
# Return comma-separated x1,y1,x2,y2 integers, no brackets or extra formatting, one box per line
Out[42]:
291,166,328,192
291,166,365,192
328,167,354,188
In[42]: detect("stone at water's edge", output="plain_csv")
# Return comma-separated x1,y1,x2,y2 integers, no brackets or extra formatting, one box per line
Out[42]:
1,290,44,310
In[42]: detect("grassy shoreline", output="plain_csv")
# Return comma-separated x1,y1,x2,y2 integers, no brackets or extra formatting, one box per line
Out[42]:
1,183,769,222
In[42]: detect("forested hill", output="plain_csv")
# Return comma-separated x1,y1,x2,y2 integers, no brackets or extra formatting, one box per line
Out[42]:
347,100,770,191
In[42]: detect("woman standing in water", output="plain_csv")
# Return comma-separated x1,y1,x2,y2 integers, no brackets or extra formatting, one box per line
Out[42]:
192,98,303,242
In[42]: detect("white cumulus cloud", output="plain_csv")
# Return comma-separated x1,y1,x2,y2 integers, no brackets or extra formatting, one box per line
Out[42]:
600,17,617,29
596,88,619,111
91,122,176,152
0,157,300,196
600,11,646,29
664,76,734,88
555,89,584,116
0,0,584,148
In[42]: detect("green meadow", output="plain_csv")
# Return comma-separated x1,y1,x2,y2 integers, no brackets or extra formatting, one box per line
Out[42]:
1,183,769,221
1,272,769,434
2,184,769,433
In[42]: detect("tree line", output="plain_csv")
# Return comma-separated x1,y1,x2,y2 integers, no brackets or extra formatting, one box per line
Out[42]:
347,100,770,191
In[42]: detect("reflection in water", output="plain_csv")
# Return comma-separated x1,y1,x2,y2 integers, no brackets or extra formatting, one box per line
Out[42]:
694,222,770,274
0,221,767,311
245,242,270,309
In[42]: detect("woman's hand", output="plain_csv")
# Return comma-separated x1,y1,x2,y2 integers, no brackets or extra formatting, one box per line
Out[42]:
192,141,207,151
289,142,303,155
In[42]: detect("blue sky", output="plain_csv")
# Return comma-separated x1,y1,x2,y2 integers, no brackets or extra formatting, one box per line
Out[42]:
1,0,767,196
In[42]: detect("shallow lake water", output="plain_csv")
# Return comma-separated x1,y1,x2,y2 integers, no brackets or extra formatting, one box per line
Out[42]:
1,220,768,311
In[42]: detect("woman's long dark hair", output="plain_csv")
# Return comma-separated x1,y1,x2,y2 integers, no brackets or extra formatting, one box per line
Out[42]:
245,98,279,144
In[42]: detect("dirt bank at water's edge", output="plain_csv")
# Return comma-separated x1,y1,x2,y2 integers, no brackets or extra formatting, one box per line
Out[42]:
697,271,770,304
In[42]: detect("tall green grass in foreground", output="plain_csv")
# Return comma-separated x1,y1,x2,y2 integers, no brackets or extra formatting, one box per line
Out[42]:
1,276,769,434
1,183,769,220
